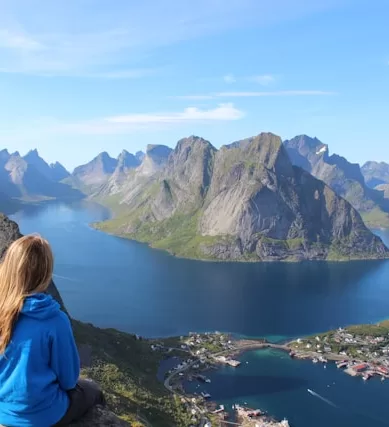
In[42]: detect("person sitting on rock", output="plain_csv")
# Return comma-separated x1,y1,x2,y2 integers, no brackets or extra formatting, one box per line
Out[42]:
0,235,105,427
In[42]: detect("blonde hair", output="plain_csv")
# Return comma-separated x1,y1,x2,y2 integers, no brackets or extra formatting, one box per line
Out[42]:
0,235,53,353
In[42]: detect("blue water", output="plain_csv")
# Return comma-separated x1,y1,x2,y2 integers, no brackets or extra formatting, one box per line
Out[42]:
10,201,389,426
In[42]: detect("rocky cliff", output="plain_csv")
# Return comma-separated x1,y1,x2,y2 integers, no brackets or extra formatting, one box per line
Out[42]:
284,135,389,227
94,133,388,261
362,161,389,188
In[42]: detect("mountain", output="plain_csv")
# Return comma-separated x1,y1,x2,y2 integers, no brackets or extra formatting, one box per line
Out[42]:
50,161,70,181
65,152,118,194
1,152,81,201
137,144,172,176
23,149,70,183
94,133,388,261
284,135,389,227
135,151,145,163
362,161,389,188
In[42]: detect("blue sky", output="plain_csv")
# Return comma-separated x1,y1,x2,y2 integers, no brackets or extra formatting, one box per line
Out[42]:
0,0,388,170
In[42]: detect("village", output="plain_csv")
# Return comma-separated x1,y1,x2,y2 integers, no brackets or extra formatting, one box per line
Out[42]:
290,323,389,381
152,332,290,427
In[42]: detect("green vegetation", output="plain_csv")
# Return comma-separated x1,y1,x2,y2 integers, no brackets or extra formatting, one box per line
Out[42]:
361,207,389,229
72,320,194,426
94,210,230,260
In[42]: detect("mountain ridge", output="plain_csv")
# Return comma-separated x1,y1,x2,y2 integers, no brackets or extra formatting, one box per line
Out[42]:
284,135,389,228
93,132,388,261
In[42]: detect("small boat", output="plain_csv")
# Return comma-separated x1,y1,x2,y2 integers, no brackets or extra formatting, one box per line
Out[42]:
381,376,385,382
201,391,211,399
312,358,318,363
205,378,211,383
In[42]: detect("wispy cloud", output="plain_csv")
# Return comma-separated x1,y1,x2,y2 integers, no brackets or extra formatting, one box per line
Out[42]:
173,90,336,100
34,104,245,136
106,103,244,124
216,90,336,97
223,73,276,86
248,74,276,86
0,29,45,51
0,0,345,77
223,73,236,84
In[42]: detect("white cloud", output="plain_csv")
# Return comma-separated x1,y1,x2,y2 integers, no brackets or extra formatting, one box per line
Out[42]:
20,104,245,137
0,29,45,51
106,103,244,124
248,74,276,86
173,90,336,99
171,95,215,100
216,90,336,97
223,73,236,84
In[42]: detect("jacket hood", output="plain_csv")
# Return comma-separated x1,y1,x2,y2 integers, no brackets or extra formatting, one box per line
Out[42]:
21,293,60,320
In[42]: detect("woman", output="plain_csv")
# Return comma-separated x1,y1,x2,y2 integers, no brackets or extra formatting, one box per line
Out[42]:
0,235,104,427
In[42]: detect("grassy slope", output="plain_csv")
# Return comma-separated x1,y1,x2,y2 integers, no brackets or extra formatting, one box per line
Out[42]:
72,320,193,426
361,207,389,229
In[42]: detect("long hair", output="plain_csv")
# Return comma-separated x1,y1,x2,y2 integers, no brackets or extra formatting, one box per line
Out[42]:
0,235,53,353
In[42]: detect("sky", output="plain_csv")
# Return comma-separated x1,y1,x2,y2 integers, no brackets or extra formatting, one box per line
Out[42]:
0,0,388,171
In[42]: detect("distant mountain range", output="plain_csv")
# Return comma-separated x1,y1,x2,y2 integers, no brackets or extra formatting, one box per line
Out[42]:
85,133,388,261
0,149,80,205
361,161,389,188
284,135,389,228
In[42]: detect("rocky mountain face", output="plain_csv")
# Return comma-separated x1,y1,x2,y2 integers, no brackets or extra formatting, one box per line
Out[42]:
362,161,389,188
23,149,70,182
284,135,389,226
95,133,388,261
50,161,70,182
65,152,118,193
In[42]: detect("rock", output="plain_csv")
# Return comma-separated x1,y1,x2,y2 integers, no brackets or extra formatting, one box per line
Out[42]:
284,135,389,219
68,405,130,426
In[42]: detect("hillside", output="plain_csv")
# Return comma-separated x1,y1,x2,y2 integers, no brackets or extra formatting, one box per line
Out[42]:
93,133,388,261
0,213,194,427
284,135,389,228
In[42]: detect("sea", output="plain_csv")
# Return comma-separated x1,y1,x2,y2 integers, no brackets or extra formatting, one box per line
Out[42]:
10,200,389,427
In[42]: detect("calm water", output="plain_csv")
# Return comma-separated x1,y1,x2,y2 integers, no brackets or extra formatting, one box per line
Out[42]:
10,201,389,426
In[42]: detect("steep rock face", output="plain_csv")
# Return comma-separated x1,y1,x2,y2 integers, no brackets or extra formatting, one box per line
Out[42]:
23,149,53,180
102,150,141,195
50,161,70,182
284,135,387,216
135,151,145,163
137,144,172,177
67,152,118,193
162,136,216,213
376,184,389,199
96,133,388,261
362,161,389,188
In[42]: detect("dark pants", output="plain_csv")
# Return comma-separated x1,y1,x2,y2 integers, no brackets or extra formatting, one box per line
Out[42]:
53,379,105,426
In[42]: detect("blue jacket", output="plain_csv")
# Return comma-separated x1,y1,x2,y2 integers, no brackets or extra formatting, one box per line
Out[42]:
0,293,80,427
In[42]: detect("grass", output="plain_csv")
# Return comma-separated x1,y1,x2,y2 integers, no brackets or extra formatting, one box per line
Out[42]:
72,320,194,426
361,207,389,229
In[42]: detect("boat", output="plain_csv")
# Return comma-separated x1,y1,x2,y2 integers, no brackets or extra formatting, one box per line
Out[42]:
312,358,318,363
381,376,385,382
205,378,211,383
363,373,372,381
201,391,211,399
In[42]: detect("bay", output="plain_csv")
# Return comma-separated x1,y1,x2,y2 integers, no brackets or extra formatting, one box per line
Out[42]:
10,200,389,426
